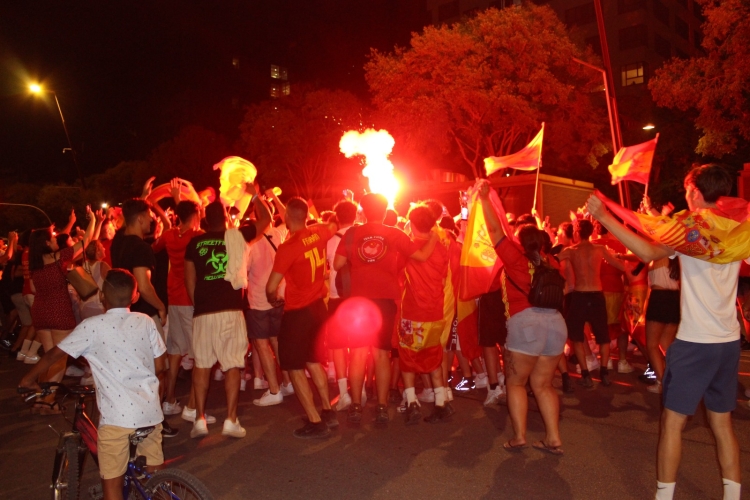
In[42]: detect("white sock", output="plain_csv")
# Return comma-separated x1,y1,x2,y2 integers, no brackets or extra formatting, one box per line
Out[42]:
723,479,741,500
404,387,417,404
655,481,675,500
434,386,446,406
337,378,348,397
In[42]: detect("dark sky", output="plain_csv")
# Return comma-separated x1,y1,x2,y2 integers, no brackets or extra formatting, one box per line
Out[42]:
0,1,429,185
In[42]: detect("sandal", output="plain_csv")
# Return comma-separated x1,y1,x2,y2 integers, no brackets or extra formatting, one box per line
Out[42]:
532,440,563,456
503,440,527,452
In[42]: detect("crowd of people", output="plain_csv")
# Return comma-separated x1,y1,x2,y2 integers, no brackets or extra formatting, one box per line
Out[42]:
2,164,749,500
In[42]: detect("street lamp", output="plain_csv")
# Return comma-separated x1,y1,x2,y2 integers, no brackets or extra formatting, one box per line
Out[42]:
29,83,87,189
643,124,655,130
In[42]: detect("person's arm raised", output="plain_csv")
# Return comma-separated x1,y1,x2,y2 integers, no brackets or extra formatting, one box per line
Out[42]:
71,206,96,260
244,183,272,240
587,195,673,263
478,179,506,247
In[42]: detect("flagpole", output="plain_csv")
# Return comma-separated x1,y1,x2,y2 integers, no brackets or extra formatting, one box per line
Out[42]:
532,123,544,212
644,133,659,199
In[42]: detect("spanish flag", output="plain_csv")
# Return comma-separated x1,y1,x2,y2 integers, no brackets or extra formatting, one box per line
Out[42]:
459,180,514,300
608,135,658,185
484,124,544,176
595,191,750,264
399,318,446,373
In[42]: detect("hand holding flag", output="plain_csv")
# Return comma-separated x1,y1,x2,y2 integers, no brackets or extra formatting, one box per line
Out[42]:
608,135,659,185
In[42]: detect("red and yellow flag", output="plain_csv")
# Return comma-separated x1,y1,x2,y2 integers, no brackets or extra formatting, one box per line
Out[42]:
596,191,750,264
484,124,544,175
459,181,513,300
608,135,658,185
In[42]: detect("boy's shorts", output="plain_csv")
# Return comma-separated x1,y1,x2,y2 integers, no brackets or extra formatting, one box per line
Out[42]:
98,423,163,479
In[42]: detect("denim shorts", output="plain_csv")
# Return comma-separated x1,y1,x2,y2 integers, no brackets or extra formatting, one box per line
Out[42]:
663,339,740,415
506,307,567,357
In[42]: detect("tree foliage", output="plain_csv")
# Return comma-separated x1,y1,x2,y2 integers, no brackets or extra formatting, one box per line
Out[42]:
650,0,750,157
238,87,369,200
365,5,609,179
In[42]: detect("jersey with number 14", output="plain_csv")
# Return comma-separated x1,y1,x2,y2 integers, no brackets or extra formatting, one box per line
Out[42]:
272,225,334,311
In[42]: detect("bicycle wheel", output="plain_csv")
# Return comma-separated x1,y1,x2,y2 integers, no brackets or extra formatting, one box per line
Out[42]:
144,469,214,500
52,436,81,500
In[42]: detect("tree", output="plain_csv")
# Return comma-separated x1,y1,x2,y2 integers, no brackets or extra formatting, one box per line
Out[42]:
650,0,750,157
365,5,609,179
238,86,370,201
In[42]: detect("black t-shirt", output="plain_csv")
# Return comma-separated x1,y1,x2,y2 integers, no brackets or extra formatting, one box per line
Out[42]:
184,225,257,317
110,232,158,317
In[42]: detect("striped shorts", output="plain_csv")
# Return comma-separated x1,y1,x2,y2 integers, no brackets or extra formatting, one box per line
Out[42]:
192,310,249,371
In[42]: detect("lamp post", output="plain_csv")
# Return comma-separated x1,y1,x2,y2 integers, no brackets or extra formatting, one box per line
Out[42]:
29,84,87,189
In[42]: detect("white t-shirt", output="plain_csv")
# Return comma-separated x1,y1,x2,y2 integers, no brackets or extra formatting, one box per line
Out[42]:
675,254,741,343
246,227,285,310
327,226,352,299
58,308,166,428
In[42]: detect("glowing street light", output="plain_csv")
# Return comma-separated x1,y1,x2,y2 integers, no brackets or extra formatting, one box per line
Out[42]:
643,124,655,130
28,82,87,189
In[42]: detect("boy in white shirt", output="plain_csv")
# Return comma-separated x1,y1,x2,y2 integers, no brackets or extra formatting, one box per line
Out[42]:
20,269,167,500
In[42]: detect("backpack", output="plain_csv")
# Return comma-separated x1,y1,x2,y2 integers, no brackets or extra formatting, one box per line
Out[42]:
507,258,566,311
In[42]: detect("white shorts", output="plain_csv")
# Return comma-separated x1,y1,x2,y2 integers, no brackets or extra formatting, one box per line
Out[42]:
192,310,248,371
167,305,194,357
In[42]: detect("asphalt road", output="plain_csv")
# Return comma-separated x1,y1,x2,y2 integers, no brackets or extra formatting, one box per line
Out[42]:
2,350,750,500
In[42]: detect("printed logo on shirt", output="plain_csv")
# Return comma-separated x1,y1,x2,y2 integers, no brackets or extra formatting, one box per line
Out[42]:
205,250,228,280
357,235,387,263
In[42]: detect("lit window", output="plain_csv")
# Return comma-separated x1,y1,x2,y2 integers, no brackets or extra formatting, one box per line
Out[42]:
621,63,645,86
271,65,280,79
279,67,288,81
282,83,290,96
270,85,280,98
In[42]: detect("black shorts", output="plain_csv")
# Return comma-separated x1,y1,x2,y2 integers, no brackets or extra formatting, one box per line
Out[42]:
326,298,348,349
478,289,507,348
645,289,680,325
357,298,397,351
278,299,327,371
564,291,608,344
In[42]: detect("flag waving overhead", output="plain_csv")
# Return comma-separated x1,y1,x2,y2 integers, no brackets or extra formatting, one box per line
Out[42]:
459,181,514,300
595,190,750,264
484,123,544,176
608,135,659,185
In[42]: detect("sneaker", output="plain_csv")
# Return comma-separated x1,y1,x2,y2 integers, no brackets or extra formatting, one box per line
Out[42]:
335,392,352,411
404,402,421,425
221,418,246,438
424,405,448,423
161,420,179,438
388,388,402,405
374,404,389,424
65,365,85,377
578,375,594,388
454,377,475,392
80,375,95,386
23,353,40,364
646,381,663,394
181,407,217,424
254,377,269,390
240,378,246,392
321,409,339,429
617,360,634,374
484,385,504,406
293,420,330,439
16,350,25,361
475,373,488,389
214,369,225,381
190,418,209,439
162,400,183,415
0,338,12,350
253,389,283,407
417,388,435,403
280,382,295,397
347,403,363,424
639,364,657,385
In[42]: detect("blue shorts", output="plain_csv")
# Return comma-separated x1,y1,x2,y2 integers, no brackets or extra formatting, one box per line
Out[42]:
506,307,567,357
663,339,740,415
244,306,283,340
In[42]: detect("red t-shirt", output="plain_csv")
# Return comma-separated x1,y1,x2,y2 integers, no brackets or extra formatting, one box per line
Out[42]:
592,236,626,293
495,237,533,318
152,227,204,306
402,238,449,322
335,223,420,301
273,225,334,311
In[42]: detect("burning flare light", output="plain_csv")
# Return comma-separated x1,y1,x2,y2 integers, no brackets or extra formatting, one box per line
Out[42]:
213,156,257,216
339,129,400,207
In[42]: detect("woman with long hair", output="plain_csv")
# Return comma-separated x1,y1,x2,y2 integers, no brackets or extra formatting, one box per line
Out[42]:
79,239,111,319
479,181,566,455
29,206,95,413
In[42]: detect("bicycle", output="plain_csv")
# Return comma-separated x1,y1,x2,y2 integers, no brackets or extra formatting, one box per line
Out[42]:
18,382,213,500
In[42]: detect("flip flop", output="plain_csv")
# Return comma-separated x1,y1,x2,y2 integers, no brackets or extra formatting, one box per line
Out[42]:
503,440,527,452
532,440,563,456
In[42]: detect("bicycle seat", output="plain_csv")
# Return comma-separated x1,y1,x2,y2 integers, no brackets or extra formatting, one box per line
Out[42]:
68,385,97,396
130,426,155,444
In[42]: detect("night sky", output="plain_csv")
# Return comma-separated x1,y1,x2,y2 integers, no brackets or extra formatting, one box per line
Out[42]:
0,1,428,185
